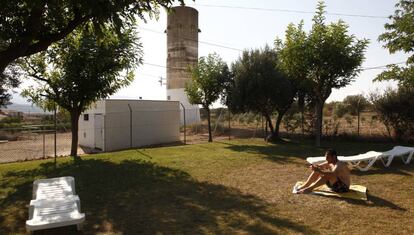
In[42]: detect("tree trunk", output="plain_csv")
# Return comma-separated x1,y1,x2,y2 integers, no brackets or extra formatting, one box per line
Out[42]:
298,94,305,136
0,57,12,75
274,110,287,139
314,100,324,147
70,111,80,157
264,114,275,134
301,109,305,136
264,114,277,141
206,107,213,142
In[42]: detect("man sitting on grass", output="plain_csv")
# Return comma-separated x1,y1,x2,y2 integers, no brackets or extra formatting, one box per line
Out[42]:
297,149,350,194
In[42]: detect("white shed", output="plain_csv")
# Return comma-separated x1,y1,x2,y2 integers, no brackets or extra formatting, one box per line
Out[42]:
78,99,180,152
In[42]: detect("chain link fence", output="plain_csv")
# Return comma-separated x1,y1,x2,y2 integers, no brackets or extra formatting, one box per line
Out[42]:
0,106,391,164
0,112,75,163
179,108,391,143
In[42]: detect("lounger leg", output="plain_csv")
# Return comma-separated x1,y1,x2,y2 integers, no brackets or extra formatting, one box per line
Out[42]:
348,161,361,168
379,155,393,167
77,223,84,231
402,152,413,164
385,155,394,167
76,199,81,211
356,158,377,171
28,205,34,220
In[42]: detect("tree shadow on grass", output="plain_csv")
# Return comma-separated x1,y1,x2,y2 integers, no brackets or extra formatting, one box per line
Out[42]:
342,194,406,212
351,162,414,176
0,159,318,234
219,140,323,165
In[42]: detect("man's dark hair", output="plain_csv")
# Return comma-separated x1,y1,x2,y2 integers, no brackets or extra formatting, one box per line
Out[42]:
326,149,337,160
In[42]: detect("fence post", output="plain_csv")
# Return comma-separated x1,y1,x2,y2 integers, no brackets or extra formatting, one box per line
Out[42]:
127,104,132,148
228,109,231,140
180,103,186,144
54,106,57,167
261,116,264,140
42,125,45,158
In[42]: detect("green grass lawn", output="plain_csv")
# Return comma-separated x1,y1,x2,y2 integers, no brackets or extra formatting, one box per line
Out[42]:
1,139,413,234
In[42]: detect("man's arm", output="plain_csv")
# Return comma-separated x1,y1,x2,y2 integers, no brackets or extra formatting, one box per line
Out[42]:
316,162,330,169
313,164,339,177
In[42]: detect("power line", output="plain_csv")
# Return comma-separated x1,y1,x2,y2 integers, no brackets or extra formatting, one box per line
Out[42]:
190,3,389,19
362,61,406,71
135,72,162,79
139,27,243,52
139,61,406,81
143,60,407,71
143,62,167,68
143,62,187,70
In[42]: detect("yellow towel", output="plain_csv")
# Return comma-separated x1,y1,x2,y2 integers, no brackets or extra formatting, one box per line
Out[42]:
293,181,367,201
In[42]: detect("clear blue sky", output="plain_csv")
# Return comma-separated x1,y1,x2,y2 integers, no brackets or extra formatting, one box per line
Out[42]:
12,0,409,105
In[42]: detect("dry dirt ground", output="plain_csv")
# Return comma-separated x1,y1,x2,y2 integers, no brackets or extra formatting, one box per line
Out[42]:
0,132,84,163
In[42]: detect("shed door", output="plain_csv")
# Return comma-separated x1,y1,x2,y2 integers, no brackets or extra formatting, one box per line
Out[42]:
94,114,104,150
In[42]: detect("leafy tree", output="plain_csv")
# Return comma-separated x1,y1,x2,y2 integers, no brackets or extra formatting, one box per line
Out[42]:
185,53,230,142
282,102,301,134
0,64,20,107
376,0,414,86
0,0,184,105
229,47,294,141
275,21,312,135
332,102,348,119
371,87,414,141
21,25,141,157
298,1,368,146
343,95,369,135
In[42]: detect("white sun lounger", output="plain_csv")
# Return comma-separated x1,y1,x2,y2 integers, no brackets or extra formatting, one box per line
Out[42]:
27,177,85,234
33,176,76,199
26,195,85,234
306,146,414,171
307,151,383,171
379,146,414,167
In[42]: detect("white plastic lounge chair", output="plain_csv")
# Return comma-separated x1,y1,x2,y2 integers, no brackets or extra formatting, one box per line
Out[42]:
379,146,414,167
33,176,75,199
26,195,85,234
307,146,414,171
306,151,383,172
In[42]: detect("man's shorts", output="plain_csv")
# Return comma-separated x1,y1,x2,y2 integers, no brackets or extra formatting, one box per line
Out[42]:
326,178,349,193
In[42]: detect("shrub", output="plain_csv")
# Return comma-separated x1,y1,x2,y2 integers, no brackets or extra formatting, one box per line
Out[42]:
371,87,414,141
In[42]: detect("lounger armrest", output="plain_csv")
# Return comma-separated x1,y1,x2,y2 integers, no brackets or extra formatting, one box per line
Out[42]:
28,204,34,220
32,183,38,199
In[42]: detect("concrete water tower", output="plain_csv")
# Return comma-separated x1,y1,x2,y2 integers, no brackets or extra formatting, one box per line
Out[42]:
166,5,200,124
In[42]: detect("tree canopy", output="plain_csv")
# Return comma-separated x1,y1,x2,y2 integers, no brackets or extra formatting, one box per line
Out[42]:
276,1,368,146
376,0,414,87
371,87,414,141
343,95,369,116
229,46,294,140
343,94,369,135
21,24,141,156
185,53,230,142
0,0,184,105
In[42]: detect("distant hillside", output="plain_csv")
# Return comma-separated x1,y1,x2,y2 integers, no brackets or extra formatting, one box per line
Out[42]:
2,103,51,114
